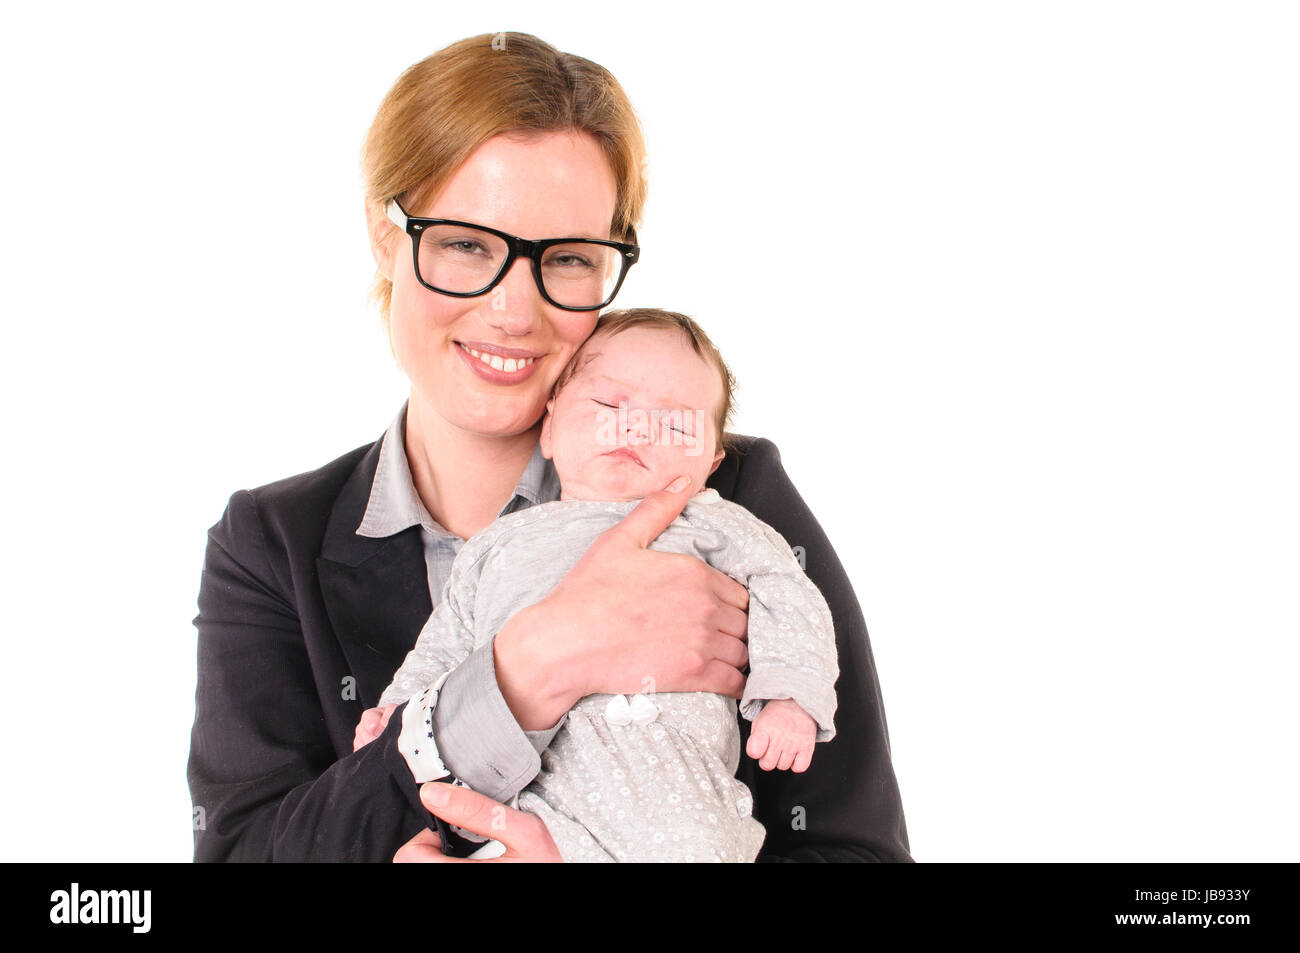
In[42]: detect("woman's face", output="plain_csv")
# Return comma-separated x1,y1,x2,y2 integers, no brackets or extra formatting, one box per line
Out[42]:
373,130,619,439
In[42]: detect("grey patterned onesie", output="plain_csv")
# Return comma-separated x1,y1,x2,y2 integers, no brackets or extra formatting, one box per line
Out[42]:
379,488,838,862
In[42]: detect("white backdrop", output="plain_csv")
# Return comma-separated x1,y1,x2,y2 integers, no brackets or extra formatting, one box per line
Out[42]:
2,1,1296,861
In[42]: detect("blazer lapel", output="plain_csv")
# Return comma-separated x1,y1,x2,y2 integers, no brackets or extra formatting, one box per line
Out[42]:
316,439,432,706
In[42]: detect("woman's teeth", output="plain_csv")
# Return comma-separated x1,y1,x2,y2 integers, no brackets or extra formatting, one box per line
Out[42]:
460,344,536,373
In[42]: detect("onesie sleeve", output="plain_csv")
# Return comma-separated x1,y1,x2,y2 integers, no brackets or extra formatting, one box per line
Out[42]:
378,539,555,801
381,597,476,783
378,565,479,708
705,502,839,741
379,549,483,782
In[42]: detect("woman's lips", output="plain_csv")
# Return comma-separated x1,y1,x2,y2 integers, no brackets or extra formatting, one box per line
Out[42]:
454,341,542,383
458,340,544,360
604,447,647,468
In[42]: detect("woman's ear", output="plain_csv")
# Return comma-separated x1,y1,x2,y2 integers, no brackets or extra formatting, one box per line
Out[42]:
539,399,557,459
365,201,398,281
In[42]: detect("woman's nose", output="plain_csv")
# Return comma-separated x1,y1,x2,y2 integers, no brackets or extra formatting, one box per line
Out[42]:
484,258,547,336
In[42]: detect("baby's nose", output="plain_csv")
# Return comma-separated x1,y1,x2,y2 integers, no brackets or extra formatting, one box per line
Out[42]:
625,414,651,445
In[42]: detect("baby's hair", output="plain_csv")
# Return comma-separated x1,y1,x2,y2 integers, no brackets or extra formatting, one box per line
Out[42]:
552,308,737,454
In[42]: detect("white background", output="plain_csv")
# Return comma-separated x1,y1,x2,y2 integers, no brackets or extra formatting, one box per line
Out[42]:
1,1,1296,861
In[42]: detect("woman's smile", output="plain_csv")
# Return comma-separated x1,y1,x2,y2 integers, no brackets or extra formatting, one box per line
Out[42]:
453,340,544,384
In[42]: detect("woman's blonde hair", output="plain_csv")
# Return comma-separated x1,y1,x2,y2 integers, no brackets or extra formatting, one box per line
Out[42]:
362,32,648,328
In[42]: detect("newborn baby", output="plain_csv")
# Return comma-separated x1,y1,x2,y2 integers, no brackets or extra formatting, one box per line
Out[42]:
355,308,838,862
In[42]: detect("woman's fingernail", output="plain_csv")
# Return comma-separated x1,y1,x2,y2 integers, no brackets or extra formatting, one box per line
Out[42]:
425,783,451,807
665,475,690,493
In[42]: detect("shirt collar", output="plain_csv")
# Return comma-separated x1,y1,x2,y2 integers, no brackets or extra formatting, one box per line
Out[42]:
356,401,560,539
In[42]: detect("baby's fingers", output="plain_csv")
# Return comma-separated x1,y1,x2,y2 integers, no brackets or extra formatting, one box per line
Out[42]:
776,744,796,772
791,746,813,773
745,729,770,762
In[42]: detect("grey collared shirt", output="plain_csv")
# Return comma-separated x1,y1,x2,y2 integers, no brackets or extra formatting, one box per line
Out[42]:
357,402,564,800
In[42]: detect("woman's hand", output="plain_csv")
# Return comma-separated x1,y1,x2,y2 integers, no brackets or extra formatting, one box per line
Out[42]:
493,475,751,730
393,782,562,863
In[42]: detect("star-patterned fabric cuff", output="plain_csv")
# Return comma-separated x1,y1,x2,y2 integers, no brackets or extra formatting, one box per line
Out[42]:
396,672,453,783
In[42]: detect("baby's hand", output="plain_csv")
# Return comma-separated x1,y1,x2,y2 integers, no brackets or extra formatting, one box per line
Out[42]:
746,698,818,772
353,703,398,752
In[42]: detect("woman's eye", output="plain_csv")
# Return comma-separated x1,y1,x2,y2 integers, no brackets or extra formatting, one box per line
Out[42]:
436,237,490,256
545,251,596,270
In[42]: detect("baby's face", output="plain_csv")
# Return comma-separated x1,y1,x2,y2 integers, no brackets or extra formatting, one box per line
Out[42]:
540,326,727,501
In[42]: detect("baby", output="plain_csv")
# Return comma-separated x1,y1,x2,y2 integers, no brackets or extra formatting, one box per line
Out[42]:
354,308,838,862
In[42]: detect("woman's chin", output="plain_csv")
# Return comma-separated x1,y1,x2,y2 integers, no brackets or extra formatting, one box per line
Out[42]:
444,399,546,440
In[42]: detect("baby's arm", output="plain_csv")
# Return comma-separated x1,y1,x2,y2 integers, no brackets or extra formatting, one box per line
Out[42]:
746,698,818,772
738,534,839,741
695,501,839,765
353,556,481,771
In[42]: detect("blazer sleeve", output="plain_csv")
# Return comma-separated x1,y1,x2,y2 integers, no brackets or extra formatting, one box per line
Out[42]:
724,438,913,863
188,490,432,862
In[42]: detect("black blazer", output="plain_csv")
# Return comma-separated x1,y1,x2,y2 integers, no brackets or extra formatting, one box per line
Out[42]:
188,431,912,862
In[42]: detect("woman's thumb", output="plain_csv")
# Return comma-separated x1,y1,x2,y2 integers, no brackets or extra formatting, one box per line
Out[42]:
614,475,692,549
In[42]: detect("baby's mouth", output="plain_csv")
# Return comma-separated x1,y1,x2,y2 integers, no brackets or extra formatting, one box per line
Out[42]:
604,447,647,468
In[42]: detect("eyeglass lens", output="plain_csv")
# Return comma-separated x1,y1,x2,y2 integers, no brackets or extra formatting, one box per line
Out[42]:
416,224,625,308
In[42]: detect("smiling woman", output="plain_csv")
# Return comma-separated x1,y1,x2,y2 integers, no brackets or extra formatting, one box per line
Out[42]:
187,31,910,863
370,129,620,534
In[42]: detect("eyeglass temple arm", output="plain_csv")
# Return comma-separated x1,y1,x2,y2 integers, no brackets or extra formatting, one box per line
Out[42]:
386,199,408,231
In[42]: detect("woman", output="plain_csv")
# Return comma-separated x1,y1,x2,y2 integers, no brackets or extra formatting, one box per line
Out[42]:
188,31,910,862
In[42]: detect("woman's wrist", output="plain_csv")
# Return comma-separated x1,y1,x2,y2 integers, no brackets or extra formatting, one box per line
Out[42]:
493,601,584,731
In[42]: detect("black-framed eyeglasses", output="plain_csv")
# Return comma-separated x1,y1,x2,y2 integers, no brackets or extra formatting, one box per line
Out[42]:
386,199,640,312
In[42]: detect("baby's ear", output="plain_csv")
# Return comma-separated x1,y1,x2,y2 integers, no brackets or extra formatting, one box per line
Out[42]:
707,447,725,478
539,399,556,460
